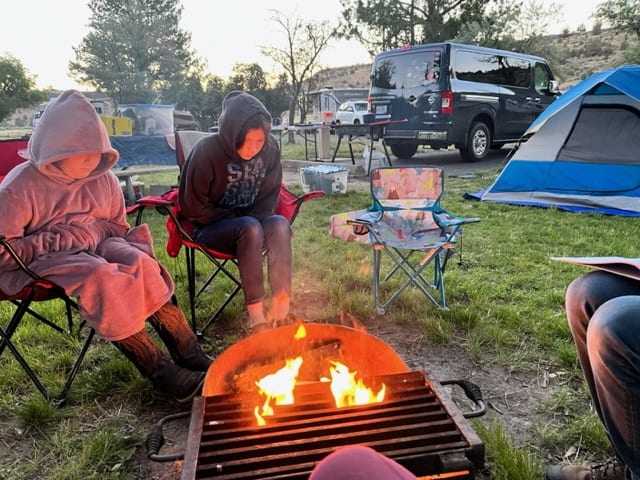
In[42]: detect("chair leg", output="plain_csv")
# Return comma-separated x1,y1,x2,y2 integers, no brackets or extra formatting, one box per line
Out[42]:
374,245,450,311
0,313,95,405
373,246,384,315
190,252,242,335
199,284,241,334
185,247,198,333
55,327,96,406
0,324,51,400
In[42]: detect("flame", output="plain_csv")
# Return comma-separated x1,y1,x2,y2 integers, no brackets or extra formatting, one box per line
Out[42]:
294,323,306,339
254,356,303,425
327,360,386,408
253,322,384,425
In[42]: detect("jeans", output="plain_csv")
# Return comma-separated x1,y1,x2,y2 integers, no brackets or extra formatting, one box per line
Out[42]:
194,215,292,305
566,270,640,479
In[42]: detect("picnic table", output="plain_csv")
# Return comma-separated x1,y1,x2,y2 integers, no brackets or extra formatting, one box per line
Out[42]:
332,119,407,175
113,165,179,205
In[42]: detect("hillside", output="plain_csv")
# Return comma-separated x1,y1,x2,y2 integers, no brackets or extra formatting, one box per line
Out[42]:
311,28,630,92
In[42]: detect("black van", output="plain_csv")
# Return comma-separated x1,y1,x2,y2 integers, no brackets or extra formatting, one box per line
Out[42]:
369,42,560,161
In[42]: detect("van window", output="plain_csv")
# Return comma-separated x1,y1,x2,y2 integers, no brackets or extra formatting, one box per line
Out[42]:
454,51,531,88
534,62,553,92
372,50,442,89
455,52,502,84
500,57,531,88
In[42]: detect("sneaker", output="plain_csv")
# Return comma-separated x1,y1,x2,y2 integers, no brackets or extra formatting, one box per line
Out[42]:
545,460,627,480
273,312,298,328
248,322,272,336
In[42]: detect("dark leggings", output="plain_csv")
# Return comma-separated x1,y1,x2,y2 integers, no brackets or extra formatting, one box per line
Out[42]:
194,215,292,305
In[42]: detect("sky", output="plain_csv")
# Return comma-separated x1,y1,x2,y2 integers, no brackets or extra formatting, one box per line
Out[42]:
1,0,604,91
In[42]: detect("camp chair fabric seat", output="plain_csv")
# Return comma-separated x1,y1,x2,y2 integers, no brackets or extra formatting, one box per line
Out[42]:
330,166,480,313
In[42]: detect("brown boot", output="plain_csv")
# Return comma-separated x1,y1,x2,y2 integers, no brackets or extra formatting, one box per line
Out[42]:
148,302,212,372
545,460,627,480
113,329,204,404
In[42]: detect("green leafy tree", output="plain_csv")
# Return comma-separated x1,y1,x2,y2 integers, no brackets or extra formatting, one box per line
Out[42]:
199,74,227,130
262,73,291,124
69,0,197,103
454,0,563,71
338,0,489,54
226,63,268,99
596,0,640,40
0,55,45,124
261,10,335,137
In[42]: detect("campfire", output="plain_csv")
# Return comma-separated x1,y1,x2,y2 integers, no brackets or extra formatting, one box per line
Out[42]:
252,324,387,426
181,322,485,480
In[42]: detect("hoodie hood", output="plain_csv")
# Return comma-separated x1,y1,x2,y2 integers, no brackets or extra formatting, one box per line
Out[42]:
28,90,119,183
217,91,272,159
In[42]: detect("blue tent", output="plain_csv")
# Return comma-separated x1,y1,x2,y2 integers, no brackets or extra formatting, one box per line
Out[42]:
477,65,640,216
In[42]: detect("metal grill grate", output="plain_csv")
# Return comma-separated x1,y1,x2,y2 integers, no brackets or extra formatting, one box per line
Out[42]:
182,371,484,480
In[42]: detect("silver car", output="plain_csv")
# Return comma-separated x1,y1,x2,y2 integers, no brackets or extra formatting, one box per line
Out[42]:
335,100,369,124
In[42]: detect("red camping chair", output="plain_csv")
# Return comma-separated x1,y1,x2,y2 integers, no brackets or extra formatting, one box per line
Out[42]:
127,130,325,335
129,184,324,334
0,138,29,183
0,236,95,404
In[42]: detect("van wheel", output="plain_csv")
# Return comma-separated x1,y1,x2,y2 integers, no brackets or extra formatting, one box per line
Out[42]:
460,121,490,162
353,119,361,125
390,143,418,159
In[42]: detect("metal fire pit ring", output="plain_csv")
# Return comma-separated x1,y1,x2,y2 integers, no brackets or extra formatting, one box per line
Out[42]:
146,321,487,479
203,322,411,396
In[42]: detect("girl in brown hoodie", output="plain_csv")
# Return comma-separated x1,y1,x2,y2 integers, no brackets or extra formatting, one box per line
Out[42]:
0,90,210,403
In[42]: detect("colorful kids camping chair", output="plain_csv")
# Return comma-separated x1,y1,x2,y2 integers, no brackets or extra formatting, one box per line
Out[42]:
329,166,480,313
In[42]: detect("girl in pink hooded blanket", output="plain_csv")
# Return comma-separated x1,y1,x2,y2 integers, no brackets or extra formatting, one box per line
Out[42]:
0,90,211,404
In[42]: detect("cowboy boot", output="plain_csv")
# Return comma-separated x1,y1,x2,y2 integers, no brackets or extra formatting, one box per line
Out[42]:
148,302,212,372
113,329,204,404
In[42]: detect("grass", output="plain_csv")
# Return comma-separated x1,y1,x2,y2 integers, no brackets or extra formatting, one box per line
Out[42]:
0,140,632,478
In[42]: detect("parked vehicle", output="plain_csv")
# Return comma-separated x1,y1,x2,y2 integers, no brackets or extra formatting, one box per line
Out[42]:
369,42,560,161
174,110,201,131
335,100,369,124
306,87,369,125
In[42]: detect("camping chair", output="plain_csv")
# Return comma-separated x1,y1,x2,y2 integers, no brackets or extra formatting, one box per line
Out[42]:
0,138,29,182
329,166,480,313
0,236,95,405
126,130,325,334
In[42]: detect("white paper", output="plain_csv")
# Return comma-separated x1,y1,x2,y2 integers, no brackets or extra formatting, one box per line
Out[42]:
551,256,640,281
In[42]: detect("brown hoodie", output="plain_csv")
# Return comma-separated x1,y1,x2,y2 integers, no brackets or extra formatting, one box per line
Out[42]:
0,90,173,341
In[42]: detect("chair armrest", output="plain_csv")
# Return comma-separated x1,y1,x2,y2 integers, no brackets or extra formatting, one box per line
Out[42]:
0,236,44,282
434,210,481,228
347,211,382,236
125,191,176,225
300,190,326,202
353,210,382,226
